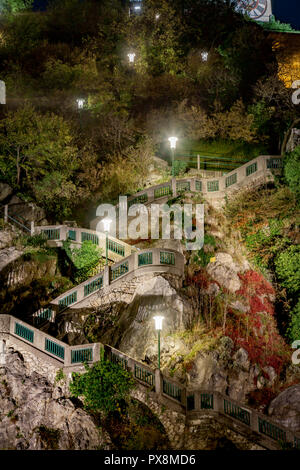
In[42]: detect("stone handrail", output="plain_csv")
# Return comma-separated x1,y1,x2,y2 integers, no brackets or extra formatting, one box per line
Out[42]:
32,155,282,317
89,155,283,230
48,248,184,312
0,313,299,451
32,248,184,318
34,224,135,263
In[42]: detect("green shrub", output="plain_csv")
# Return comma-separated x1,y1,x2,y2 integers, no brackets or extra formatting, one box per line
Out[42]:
22,233,47,248
69,359,135,415
55,368,66,384
173,160,187,176
284,146,300,202
288,300,300,343
63,239,104,283
275,245,300,294
193,234,216,267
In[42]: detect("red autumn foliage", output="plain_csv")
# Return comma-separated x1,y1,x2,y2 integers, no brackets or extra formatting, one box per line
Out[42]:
237,270,275,297
187,270,219,291
225,270,289,374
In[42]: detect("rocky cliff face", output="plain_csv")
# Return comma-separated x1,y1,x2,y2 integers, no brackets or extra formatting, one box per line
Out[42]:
57,199,294,406
268,384,300,433
0,346,112,450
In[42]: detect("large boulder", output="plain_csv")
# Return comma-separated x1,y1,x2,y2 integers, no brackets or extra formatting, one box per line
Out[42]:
206,252,241,293
0,247,23,273
0,347,112,450
118,275,186,360
6,200,48,226
268,384,300,432
0,183,13,203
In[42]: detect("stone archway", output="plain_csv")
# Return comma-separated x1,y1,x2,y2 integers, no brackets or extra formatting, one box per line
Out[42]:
130,386,186,450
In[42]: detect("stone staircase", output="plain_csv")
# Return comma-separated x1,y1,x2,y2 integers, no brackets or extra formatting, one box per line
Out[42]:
0,313,299,451
0,153,292,450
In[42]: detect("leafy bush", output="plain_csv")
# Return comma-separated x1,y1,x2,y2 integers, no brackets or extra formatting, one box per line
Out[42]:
193,234,216,267
173,160,187,176
284,146,300,202
22,233,47,248
63,239,104,283
69,359,135,415
275,246,300,294
287,300,300,343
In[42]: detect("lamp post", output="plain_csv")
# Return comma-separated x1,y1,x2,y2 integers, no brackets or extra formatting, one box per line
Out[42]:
168,136,178,177
154,316,164,370
102,218,112,266
76,98,85,109
128,53,136,64
201,51,208,62
76,98,85,128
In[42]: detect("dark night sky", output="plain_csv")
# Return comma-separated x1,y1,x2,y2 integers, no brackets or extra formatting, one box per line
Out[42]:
272,0,300,29
33,1,300,29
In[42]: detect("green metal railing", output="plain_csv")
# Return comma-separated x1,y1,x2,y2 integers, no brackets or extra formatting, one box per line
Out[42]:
201,393,214,409
45,338,65,360
154,186,171,198
81,232,99,245
111,261,129,281
138,252,153,266
14,322,34,343
71,348,93,363
84,276,103,297
134,364,155,386
246,162,257,176
68,230,76,241
163,379,182,402
224,399,250,426
110,351,128,370
207,180,219,192
195,180,202,191
35,308,53,325
42,228,60,240
58,292,77,311
176,181,190,192
128,193,148,208
267,158,282,169
7,214,31,233
160,251,175,265
225,173,237,188
108,239,125,256
258,417,286,443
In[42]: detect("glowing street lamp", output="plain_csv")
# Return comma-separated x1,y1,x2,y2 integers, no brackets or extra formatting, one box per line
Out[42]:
155,13,160,19
201,51,208,62
102,218,112,265
154,316,164,370
76,98,85,109
76,98,85,128
128,53,136,64
168,136,178,177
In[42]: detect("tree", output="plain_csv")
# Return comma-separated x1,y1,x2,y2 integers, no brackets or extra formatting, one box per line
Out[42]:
0,104,79,213
97,138,154,203
69,359,135,415
0,0,33,13
284,146,300,201
33,172,78,219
